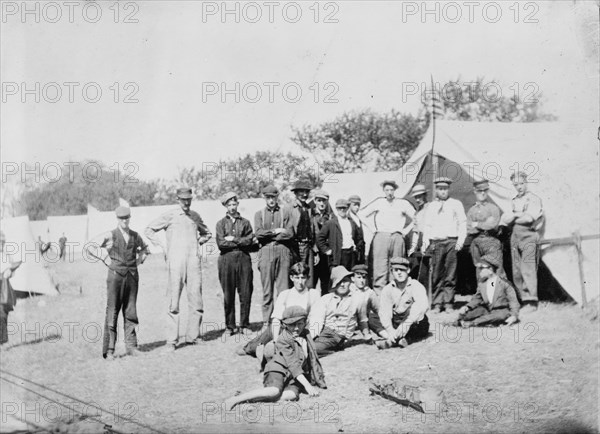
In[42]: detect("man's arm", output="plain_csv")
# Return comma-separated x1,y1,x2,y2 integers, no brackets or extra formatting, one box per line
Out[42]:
401,201,416,235
378,288,394,335
308,296,327,338
478,204,501,231
396,285,428,339
234,219,255,247
215,219,237,250
254,209,274,243
503,280,520,319
455,200,467,249
144,212,171,252
515,194,543,225
274,208,295,241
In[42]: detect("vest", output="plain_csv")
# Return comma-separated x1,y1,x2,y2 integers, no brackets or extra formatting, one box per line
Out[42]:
108,228,140,275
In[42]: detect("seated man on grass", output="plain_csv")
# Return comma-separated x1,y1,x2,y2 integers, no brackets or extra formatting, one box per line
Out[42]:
224,306,325,410
309,266,370,356
370,257,430,349
456,255,519,328
350,264,380,338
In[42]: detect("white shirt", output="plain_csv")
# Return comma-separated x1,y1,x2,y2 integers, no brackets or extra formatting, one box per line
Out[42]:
486,276,497,305
119,227,130,244
422,198,467,245
337,216,355,249
271,287,321,321
360,197,415,234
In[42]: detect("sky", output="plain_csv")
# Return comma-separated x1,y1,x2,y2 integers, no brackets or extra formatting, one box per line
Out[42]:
1,1,598,181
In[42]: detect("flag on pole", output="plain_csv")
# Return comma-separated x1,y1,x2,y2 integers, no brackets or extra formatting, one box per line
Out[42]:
430,82,444,120
119,198,130,207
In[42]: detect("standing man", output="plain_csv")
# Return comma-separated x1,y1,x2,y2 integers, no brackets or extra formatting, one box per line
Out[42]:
88,206,149,360
348,195,366,265
422,177,467,313
407,184,430,289
216,192,255,335
311,189,332,292
145,187,212,352
285,179,315,285
317,199,363,280
360,180,415,294
466,180,505,276
58,233,67,261
254,185,294,325
502,171,544,310
1,231,21,349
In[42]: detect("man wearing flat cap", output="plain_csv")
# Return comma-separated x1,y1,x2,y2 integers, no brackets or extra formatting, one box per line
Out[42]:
145,187,212,351
359,180,415,294
456,254,519,327
216,192,255,335
372,257,429,349
348,195,366,264
284,179,316,286
310,189,332,292
407,184,431,289
421,177,467,313
254,185,295,324
88,206,149,360
466,180,505,277
317,198,363,291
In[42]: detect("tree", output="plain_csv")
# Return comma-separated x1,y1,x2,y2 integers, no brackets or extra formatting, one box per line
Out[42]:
290,109,429,173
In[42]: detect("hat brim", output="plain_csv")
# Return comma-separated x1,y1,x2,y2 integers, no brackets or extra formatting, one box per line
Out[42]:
177,193,193,199
282,315,307,325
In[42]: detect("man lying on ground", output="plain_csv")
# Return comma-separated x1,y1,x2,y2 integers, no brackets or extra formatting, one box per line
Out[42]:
370,257,430,349
308,266,370,356
224,306,325,410
456,255,519,328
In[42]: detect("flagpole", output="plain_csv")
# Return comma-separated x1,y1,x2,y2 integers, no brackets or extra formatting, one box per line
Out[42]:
427,75,439,309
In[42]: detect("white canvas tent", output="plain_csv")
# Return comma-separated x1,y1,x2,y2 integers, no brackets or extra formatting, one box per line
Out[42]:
327,121,599,305
0,216,59,296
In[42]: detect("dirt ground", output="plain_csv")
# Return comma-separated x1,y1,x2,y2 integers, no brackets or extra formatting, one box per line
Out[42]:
1,253,598,433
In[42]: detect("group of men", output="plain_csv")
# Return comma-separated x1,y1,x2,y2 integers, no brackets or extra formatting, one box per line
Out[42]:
85,169,543,360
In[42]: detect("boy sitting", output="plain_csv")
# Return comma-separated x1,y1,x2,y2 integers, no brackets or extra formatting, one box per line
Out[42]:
457,255,519,327
350,264,380,338
224,306,325,410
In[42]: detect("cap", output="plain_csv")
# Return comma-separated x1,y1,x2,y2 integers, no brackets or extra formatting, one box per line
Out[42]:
434,177,453,187
473,180,490,191
291,179,313,192
115,206,131,219
335,198,350,208
476,254,501,271
313,189,330,200
330,266,354,288
176,187,193,199
282,306,308,324
220,191,238,206
390,256,410,270
410,184,427,197
351,264,368,275
262,185,279,196
348,195,361,204
381,180,399,190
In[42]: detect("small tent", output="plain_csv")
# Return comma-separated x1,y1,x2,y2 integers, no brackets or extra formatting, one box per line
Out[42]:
0,216,59,296
326,121,599,305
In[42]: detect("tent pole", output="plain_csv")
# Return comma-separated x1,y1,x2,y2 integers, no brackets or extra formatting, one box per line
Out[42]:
573,231,587,309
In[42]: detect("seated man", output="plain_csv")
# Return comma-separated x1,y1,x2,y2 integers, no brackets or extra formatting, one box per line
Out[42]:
456,255,519,327
309,266,370,356
350,264,380,337
371,257,430,349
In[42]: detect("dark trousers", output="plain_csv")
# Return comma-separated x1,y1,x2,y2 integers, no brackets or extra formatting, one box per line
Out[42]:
409,252,430,290
340,249,357,273
103,269,139,357
368,311,430,343
459,306,510,326
314,252,330,295
243,327,274,356
430,239,458,306
0,304,10,345
294,241,314,288
313,326,346,356
471,234,506,278
218,251,253,330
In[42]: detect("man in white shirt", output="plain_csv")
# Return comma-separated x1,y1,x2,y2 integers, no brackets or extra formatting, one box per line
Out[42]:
422,177,467,313
360,180,415,294
371,257,429,349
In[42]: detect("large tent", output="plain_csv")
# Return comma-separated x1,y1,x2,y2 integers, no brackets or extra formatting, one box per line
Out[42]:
0,216,59,296
327,121,599,305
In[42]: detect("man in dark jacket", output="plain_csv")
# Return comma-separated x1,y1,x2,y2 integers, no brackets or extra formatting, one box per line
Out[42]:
317,199,363,289
456,254,520,327
88,206,149,360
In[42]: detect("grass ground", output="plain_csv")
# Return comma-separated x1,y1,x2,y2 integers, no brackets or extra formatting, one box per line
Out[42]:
1,254,598,433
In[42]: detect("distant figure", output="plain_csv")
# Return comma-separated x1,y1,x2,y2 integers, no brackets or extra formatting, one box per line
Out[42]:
215,192,255,335
37,236,51,255
88,207,149,360
145,187,212,352
58,233,67,261
456,255,519,327
1,231,22,348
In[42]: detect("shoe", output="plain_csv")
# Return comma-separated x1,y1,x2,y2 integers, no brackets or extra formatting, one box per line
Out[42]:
235,345,248,356
105,352,115,361
398,338,408,348
375,340,392,350
184,338,204,346
460,320,473,329
239,327,251,336
126,347,142,357
228,328,237,336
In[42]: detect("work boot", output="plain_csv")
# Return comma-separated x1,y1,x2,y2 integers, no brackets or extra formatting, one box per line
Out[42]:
105,351,115,361
235,345,248,356
126,347,142,357
398,338,408,348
